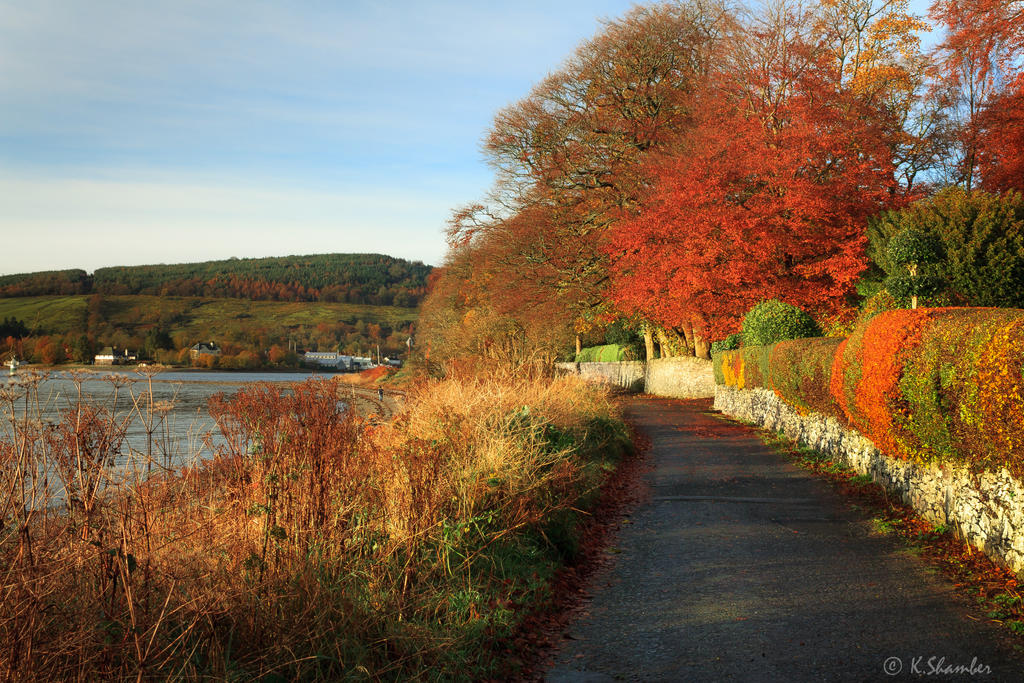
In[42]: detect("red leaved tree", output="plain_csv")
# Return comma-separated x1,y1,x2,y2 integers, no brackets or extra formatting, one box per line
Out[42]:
931,0,1024,188
607,30,903,348
975,77,1024,193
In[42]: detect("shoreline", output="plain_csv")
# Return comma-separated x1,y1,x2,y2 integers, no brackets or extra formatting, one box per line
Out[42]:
8,363,349,376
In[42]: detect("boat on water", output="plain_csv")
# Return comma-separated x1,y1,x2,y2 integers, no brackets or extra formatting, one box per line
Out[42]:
5,356,19,375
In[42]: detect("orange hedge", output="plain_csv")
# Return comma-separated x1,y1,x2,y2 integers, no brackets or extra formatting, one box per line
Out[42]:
715,308,1024,475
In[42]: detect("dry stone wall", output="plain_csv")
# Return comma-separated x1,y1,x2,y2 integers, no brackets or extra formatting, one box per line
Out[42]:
555,361,645,392
715,385,1024,575
644,357,715,398
556,357,715,398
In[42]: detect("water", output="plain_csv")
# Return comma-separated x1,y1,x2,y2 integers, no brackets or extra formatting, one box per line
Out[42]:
0,369,331,475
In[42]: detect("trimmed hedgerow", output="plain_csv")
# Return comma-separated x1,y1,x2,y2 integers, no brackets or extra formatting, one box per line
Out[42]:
718,307,1024,478
769,337,845,418
715,348,743,388
741,345,773,389
715,345,773,390
828,308,939,458
575,344,635,362
887,308,1024,475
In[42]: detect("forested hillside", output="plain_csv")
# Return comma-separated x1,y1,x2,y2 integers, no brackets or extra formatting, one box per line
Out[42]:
0,253,431,306
0,295,416,368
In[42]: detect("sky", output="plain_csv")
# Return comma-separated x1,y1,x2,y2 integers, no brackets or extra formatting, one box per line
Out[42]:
0,0,640,275
0,0,939,278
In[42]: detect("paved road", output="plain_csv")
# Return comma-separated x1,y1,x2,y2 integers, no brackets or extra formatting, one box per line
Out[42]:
546,397,1022,682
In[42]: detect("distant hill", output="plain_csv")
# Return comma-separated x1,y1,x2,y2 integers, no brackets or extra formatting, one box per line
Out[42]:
0,295,419,366
0,253,431,307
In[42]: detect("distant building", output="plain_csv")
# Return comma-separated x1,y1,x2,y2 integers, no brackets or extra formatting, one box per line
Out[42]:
94,347,133,365
302,352,378,371
351,356,375,371
189,342,221,362
94,347,117,365
304,351,347,369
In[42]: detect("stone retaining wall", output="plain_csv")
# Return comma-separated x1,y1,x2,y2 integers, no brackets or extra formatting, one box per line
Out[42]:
714,385,1024,575
556,357,715,398
644,357,715,398
555,361,645,392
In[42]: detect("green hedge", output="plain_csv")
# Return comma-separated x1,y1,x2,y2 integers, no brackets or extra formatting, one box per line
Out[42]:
575,344,635,363
716,307,1024,476
769,337,845,418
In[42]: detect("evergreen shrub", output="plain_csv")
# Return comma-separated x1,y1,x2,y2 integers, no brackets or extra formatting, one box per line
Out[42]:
741,300,821,347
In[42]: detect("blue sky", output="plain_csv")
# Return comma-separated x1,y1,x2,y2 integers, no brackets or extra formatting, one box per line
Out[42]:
0,0,639,275
0,1,938,277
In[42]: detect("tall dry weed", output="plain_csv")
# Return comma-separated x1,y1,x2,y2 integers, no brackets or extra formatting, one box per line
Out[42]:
0,370,628,680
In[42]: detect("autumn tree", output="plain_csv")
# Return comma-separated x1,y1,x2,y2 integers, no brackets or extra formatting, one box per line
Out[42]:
973,80,1024,192
815,0,943,192
607,5,903,348
434,0,735,362
931,0,1024,188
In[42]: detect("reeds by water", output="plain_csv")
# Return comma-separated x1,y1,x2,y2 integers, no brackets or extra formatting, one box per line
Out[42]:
0,368,629,680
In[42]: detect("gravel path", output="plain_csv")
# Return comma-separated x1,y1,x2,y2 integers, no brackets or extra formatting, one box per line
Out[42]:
545,397,1023,682
336,384,400,418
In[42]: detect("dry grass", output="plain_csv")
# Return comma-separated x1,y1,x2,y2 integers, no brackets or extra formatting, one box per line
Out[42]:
0,368,629,680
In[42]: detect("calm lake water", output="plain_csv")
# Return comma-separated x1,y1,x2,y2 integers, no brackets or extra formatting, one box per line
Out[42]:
0,369,335,474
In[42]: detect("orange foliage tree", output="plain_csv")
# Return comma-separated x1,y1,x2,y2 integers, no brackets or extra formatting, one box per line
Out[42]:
607,14,903,346
974,80,1024,192
431,2,734,363
931,0,1024,188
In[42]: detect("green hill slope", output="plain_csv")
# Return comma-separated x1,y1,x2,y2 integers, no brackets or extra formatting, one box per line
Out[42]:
0,295,418,366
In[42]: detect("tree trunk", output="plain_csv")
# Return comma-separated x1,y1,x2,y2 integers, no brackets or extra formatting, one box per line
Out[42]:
656,329,674,358
643,328,655,361
575,335,582,356
691,315,711,360
679,321,696,356
693,335,711,360
909,264,919,309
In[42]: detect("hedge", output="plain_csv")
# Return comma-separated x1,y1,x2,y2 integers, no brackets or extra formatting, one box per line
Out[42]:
714,345,772,390
716,308,1024,476
769,337,845,418
575,344,634,363
715,338,842,417
834,308,1024,475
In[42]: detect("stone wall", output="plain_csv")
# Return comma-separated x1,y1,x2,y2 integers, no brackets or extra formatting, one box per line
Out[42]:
714,385,1024,575
555,361,645,393
555,357,715,398
644,357,715,398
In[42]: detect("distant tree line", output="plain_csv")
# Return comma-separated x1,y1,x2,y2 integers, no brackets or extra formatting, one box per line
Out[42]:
0,254,431,307
0,270,92,297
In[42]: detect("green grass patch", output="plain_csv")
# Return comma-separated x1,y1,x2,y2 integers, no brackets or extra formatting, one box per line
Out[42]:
574,344,636,363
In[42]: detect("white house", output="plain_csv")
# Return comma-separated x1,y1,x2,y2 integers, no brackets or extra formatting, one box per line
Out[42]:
304,351,345,369
189,342,221,362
